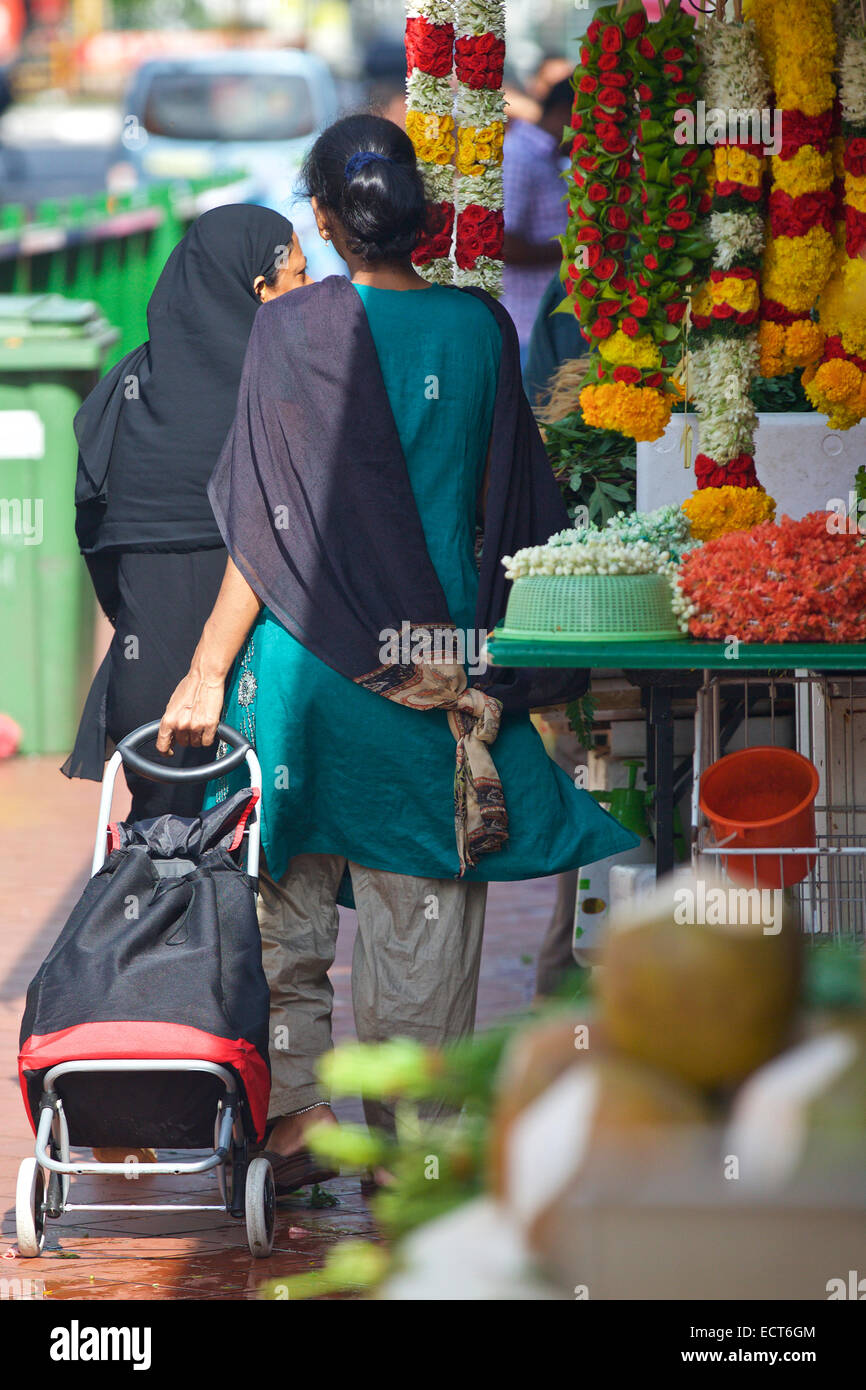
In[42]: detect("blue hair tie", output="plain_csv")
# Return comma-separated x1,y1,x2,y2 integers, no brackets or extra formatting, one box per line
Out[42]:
345,151,395,180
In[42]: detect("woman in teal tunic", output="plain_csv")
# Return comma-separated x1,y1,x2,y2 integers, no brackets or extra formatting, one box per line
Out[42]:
157,116,635,1190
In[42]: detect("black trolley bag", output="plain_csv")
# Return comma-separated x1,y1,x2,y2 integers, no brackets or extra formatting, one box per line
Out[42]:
16,722,278,1258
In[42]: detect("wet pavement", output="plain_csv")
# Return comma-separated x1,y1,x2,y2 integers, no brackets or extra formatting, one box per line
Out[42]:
0,754,556,1299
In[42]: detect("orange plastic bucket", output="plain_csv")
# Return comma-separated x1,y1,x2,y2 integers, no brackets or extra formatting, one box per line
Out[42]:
699,747,819,889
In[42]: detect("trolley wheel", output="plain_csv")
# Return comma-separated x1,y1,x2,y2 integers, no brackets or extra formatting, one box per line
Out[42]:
15,1158,45,1258
245,1156,275,1258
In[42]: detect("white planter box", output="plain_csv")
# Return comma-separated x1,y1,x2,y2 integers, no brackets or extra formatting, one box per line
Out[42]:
637,410,866,519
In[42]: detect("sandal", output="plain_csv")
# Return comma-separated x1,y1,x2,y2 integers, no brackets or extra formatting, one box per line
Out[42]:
260,1147,339,1196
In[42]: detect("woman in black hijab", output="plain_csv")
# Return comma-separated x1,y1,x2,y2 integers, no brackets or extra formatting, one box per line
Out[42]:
63,203,306,818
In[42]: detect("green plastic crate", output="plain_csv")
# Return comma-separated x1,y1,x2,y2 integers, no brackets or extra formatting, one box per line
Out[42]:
497,573,685,643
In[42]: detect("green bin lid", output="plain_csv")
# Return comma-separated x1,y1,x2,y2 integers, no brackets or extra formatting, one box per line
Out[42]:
0,294,119,371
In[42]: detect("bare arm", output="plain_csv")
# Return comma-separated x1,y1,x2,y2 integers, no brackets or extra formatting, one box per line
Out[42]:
156,557,262,753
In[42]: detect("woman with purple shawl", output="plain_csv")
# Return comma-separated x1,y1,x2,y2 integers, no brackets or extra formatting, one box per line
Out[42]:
157,115,635,1193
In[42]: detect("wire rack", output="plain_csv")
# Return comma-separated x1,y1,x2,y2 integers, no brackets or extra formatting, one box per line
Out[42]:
692,672,866,941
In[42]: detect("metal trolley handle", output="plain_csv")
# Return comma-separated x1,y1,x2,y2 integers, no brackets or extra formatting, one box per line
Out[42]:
91,721,262,879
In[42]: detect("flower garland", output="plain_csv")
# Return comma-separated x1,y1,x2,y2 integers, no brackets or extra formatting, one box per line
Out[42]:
406,0,457,284
453,0,506,292
677,511,866,644
405,0,506,291
747,0,837,377
685,17,774,538
565,1,711,444
549,502,694,555
682,485,775,541
804,0,866,428
501,506,698,632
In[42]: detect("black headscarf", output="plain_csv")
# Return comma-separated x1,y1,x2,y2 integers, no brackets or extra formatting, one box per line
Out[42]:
74,204,294,568
208,275,587,716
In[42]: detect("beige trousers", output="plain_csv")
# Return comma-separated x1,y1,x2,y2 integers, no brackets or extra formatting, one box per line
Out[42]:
257,854,488,1133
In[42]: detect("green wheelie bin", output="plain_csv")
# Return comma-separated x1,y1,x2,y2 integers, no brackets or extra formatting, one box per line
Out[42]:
0,295,118,754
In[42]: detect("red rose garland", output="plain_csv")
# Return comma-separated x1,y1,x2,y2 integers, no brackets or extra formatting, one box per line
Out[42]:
564,2,711,443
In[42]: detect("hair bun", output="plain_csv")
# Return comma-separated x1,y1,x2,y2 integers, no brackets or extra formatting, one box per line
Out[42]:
345,151,395,181
302,115,427,265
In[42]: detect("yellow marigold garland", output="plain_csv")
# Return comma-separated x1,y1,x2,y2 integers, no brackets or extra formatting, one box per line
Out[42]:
597,331,662,369
748,0,837,376
709,275,760,313
682,485,776,542
406,109,456,165
804,3,866,428
455,121,504,176
579,381,673,443
761,226,836,313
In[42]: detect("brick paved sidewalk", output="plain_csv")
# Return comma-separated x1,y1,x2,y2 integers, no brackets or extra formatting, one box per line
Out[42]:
0,755,556,1300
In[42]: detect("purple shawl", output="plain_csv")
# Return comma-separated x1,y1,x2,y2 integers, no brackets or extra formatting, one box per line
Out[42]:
207,275,586,713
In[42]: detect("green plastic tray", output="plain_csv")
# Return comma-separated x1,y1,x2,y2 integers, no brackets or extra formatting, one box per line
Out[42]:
501,573,683,643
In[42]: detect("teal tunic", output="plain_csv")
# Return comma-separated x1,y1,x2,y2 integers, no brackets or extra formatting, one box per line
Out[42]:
208,283,635,881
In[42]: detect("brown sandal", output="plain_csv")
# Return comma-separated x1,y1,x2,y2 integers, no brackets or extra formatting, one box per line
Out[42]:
260,1148,339,1196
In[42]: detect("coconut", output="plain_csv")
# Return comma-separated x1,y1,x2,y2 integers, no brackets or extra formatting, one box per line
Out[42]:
597,872,801,1089
725,1024,866,1192
498,1054,709,1291
488,1012,606,1196
378,1196,564,1301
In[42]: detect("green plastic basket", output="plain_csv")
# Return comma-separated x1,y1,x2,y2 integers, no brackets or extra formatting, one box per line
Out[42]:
497,573,685,642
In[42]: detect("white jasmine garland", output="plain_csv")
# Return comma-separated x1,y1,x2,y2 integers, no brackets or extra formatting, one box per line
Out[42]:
835,0,866,125
453,0,505,39
407,0,454,20
455,256,503,293
692,19,768,474
455,85,503,128
840,31,866,127
406,70,454,114
502,538,668,579
421,258,457,285
698,19,771,114
548,505,693,556
707,210,766,269
455,165,504,212
690,337,760,462
419,162,456,205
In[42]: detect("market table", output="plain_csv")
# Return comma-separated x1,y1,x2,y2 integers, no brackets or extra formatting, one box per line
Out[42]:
485,635,866,875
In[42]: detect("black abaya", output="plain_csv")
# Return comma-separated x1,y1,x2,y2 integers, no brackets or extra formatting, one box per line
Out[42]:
63,204,294,812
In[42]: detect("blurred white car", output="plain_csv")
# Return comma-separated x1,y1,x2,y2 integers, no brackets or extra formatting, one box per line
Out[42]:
109,49,346,280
